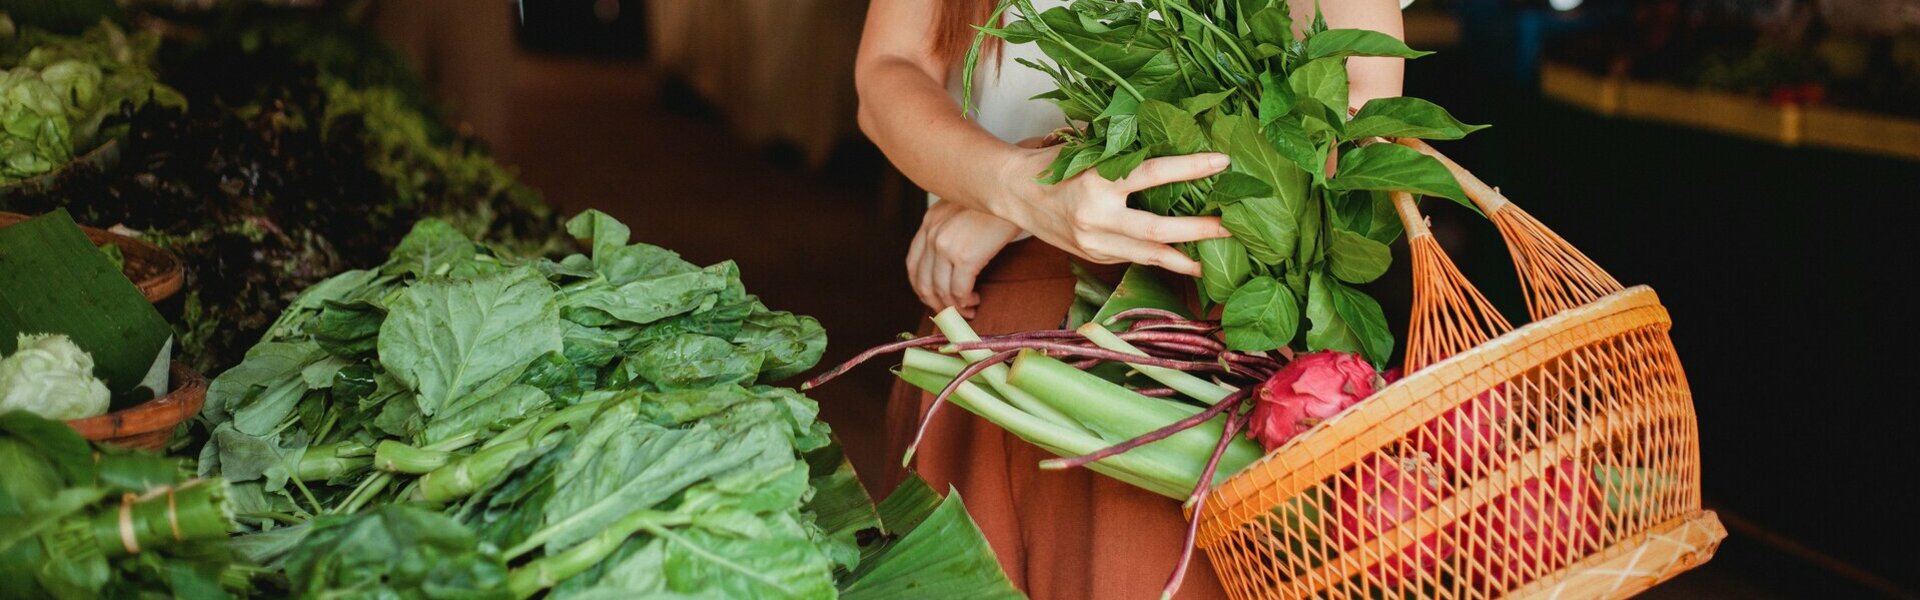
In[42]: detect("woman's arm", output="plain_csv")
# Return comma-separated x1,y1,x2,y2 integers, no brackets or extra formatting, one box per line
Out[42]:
1298,0,1408,108
855,1,1233,278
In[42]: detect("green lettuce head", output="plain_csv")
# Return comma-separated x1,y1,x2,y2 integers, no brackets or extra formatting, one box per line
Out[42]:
0,333,110,420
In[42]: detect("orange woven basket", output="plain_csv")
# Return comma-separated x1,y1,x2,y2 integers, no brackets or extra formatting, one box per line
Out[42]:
1195,140,1724,599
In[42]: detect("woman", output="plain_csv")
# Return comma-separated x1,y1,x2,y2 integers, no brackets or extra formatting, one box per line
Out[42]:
854,2,1408,597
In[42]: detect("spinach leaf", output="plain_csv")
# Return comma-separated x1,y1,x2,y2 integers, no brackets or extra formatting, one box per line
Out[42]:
1222,276,1301,352
379,267,563,417
1326,143,1471,207
1305,29,1434,60
1346,96,1489,141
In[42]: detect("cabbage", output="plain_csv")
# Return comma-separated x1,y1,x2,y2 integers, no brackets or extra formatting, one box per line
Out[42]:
0,332,110,420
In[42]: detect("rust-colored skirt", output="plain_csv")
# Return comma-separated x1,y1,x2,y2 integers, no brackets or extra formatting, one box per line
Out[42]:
883,239,1229,600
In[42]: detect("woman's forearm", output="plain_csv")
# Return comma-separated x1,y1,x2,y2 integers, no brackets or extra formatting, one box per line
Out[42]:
1297,0,1408,107
856,56,1034,220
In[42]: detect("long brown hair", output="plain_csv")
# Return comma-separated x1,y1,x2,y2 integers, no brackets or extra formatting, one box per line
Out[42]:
933,0,1002,68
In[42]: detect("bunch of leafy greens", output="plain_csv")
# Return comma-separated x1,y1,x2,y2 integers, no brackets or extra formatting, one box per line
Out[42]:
199,212,1017,599
0,15,183,183
0,10,560,373
0,411,249,599
973,0,1486,365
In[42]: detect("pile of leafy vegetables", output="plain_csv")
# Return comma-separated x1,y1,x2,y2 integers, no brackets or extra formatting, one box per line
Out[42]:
0,12,560,373
199,211,1019,598
0,15,183,183
973,0,1486,365
0,411,249,598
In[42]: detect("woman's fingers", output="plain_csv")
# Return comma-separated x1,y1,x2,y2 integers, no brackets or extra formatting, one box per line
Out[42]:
1107,236,1204,277
1115,153,1230,193
945,258,982,319
1110,211,1230,244
931,258,957,313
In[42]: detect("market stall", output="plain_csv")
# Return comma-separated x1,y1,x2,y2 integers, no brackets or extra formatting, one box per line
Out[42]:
1,5,1017,598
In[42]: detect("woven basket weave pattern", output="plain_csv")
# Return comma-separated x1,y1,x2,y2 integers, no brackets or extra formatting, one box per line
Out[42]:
1195,141,1719,599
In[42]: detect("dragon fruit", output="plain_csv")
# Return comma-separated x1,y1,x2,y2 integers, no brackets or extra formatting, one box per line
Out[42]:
1413,387,1511,479
1248,351,1385,451
1464,458,1605,590
1332,454,1455,589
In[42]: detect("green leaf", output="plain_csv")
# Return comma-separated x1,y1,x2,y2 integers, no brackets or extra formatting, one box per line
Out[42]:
1306,28,1433,61
1207,112,1308,213
1367,190,1406,245
1325,143,1470,208
1330,281,1395,366
1136,99,1206,155
1263,115,1320,174
1345,97,1489,141
285,505,512,599
1327,229,1391,283
1246,6,1295,45
1220,198,1297,265
732,309,828,381
838,478,1022,600
1195,238,1252,303
1178,90,1235,116
624,334,762,390
1222,277,1301,352
1288,58,1349,120
378,268,564,416
1256,71,1295,127
1095,148,1150,180
383,218,480,277
1201,172,1274,208
562,263,732,326
1305,271,1361,354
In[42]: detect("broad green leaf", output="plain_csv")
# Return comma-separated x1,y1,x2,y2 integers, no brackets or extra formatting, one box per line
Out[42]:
1136,99,1206,154
1098,93,1140,158
1331,281,1395,366
1305,271,1361,353
1208,113,1308,213
383,218,478,277
1263,115,1320,174
625,334,763,390
285,505,511,599
1029,8,1172,78
1326,143,1471,208
1178,90,1235,116
1195,238,1253,303
1220,198,1297,265
838,478,1022,600
379,268,563,416
1256,71,1295,127
1246,6,1295,45
1346,97,1490,140
1367,190,1406,244
733,309,828,381
1327,229,1391,283
563,263,732,326
1289,58,1349,120
1305,29,1433,60
1095,148,1150,180
1222,277,1301,352
1201,172,1274,208
1059,144,1103,182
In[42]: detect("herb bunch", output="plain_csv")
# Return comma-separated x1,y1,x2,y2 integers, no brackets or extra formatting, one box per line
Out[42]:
971,0,1487,365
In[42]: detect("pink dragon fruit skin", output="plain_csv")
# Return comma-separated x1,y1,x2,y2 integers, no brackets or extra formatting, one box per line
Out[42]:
1464,458,1605,590
1248,351,1384,451
1333,454,1456,589
1413,387,1512,479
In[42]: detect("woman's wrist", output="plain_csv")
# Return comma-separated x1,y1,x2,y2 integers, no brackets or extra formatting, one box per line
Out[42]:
985,146,1044,229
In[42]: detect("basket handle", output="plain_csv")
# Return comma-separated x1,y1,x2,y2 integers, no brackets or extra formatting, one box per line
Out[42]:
1396,138,1510,215
1394,138,1626,321
1388,190,1513,373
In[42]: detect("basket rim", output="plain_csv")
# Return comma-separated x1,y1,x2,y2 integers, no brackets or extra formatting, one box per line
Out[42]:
1197,285,1675,544
65,361,206,441
0,209,185,303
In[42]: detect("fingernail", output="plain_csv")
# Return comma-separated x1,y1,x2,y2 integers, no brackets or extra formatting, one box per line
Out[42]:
1208,154,1230,169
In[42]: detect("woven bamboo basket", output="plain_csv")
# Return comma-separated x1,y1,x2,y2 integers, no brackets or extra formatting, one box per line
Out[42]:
65,362,205,451
0,210,184,303
1195,140,1723,599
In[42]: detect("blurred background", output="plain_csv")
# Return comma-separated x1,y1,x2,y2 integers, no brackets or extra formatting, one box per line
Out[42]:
7,0,1915,597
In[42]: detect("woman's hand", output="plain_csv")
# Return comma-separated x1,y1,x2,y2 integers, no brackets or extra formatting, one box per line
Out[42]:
995,149,1234,277
907,201,1023,317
